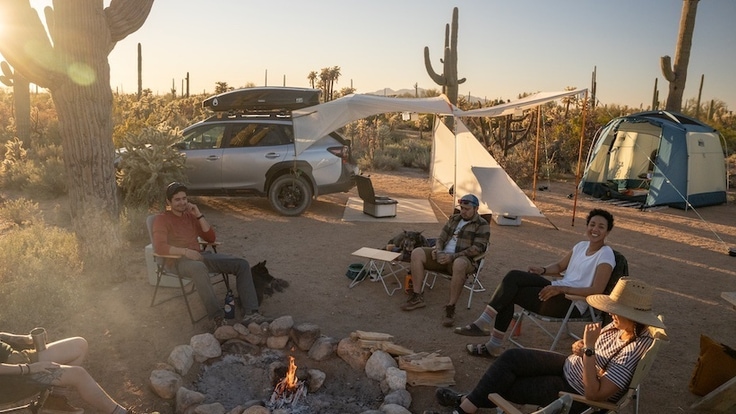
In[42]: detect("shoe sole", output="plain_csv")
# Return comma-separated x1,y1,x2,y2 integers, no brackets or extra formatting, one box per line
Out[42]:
401,302,426,311
453,324,490,336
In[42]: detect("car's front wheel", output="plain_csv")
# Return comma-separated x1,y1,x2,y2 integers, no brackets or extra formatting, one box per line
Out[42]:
268,174,313,216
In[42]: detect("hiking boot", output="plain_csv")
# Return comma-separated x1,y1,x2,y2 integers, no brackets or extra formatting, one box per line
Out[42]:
442,304,456,327
401,292,425,311
435,387,465,407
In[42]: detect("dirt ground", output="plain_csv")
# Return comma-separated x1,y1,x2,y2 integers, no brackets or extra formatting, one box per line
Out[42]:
22,168,736,413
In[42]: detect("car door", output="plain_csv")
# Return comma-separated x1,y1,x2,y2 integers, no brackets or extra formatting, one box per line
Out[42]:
220,122,290,191
178,123,226,190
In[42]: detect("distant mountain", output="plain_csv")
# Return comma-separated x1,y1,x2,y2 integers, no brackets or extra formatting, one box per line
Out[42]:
365,87,485,105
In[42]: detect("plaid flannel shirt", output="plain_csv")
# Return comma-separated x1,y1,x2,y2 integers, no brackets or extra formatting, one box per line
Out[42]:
436,212,490,268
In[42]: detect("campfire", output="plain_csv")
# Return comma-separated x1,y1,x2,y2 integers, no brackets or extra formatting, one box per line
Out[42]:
269,355,307,409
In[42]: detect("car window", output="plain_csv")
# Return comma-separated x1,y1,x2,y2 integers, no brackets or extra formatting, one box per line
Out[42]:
180,125,226,150
228,124,293,148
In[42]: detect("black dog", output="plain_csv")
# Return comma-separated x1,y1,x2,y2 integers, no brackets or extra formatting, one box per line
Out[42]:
251,260,289,305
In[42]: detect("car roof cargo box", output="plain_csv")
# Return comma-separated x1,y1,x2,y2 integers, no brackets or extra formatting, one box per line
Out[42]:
202,87,320,112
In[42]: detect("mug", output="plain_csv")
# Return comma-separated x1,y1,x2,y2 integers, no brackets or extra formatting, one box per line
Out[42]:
30,327,47,352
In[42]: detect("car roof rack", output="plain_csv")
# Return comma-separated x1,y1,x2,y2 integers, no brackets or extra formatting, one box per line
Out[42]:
202,87,320,113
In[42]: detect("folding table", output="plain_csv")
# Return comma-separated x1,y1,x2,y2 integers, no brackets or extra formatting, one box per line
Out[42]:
349,247,404,296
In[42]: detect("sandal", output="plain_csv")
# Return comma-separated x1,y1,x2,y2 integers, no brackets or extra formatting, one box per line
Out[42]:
466,343,501,358
453,323,489,337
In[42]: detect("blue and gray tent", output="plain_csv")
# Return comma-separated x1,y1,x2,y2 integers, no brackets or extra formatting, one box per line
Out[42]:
580,111,728,209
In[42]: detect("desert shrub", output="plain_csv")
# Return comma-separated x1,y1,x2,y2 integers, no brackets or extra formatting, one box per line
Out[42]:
360,151,402,171
24,155,67,198
0,197,41,227
0,137,29,190
120,205,152,243
116,126,187,210
384,140,431,170
0,222,83,325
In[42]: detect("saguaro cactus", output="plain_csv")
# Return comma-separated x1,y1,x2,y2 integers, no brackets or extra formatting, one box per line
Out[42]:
424,7,466,107
0,0,153,276
660,0,699,112
0,61,31,147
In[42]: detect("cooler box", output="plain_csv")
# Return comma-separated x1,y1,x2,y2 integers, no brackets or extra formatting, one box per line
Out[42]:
145,244,191,287
493,213,522,226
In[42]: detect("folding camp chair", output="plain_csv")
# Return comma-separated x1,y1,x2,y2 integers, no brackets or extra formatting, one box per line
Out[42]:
146,214,231,324
508,250,628,351
0,388,49,414
422,247,489,309
489,392,573,414
559,316,668,414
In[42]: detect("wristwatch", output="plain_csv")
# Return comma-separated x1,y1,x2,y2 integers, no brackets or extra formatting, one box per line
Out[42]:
583,347,595,357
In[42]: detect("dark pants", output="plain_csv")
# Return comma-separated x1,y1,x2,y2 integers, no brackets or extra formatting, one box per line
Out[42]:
489,270,582,332
177,253,258,319
465,348,582,412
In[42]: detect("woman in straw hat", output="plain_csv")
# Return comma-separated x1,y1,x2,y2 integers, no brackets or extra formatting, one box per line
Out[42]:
425,278,665,414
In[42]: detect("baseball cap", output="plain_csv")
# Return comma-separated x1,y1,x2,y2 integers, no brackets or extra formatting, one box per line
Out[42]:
459,194,479,207
166,182,188,200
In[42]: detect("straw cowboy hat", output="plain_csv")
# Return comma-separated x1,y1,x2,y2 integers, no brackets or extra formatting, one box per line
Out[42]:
586,277,666,329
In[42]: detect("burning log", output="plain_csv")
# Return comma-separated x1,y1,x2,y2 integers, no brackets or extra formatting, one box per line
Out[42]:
269,356,307,409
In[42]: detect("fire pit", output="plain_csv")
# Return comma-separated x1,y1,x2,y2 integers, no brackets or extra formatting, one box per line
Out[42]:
269,356,307,409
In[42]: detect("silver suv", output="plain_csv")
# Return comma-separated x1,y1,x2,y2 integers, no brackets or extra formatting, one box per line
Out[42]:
177,88,358,216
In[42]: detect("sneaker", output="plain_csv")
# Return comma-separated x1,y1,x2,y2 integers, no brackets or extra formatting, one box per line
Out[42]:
41,394,84,414
241,311,270,325
442,304,456,327
435,387,465,407
401,292,425,311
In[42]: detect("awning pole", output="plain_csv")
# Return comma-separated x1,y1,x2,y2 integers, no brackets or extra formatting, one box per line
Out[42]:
571,90,589,226
532,105,542,200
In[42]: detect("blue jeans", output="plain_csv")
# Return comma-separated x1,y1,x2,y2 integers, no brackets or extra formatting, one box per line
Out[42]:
465,348,579,410
177,253,258,319
489,270,582,332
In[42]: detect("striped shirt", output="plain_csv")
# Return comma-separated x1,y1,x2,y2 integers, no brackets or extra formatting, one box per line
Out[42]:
563,323,653,402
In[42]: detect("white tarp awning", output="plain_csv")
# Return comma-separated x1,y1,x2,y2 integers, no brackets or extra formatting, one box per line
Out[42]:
459,89,586,118
432,118,544,217
292,94,458,155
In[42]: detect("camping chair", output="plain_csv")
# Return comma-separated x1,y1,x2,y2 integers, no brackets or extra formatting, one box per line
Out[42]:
508,250,628,351
422,246,489,309
559,315,668,414
489,392,573,414
354,175,398,218
0,388,49,414
146,214,231,324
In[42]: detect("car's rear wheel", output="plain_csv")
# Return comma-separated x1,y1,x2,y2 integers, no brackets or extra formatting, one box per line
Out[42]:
268,174,313,216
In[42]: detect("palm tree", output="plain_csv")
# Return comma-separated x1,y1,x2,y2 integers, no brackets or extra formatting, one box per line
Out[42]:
329,66,341,101
307,71,317,89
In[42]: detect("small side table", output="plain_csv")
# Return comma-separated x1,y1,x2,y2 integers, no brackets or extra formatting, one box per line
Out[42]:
349,247,404,296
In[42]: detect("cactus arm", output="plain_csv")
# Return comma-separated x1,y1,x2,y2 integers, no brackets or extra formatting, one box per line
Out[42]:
105,0,155,43
660,55,675,82
424,47,445,85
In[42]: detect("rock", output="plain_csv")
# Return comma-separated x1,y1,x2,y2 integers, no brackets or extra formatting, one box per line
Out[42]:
337,337,371,371
149,369,182,399
269,315,294,336
306,368,326,392
385,367,407,391
221,338,259,355
365,350,397,381
193,402,226,414
241,331,266,346
242,406,269,414
308,336,337,361
269,360,287,385
168,344,194,375
290,323,321,351
226,406,243,414
380,403,411,414
190,333,222,362
153,362,175,371
214,325,239,342
175,387,205,414
383,389,411,409
266,335,289,349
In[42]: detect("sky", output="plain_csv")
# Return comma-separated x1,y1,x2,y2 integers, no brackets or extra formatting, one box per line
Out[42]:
17,0,736,110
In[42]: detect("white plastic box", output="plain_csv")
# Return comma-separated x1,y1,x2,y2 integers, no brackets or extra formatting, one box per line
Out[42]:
144,244,191,287
493,214,522,226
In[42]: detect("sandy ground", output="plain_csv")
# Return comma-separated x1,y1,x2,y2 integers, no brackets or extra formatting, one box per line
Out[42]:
22,168,736,413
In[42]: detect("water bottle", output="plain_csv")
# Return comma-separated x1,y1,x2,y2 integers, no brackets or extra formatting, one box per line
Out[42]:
224,290,235,319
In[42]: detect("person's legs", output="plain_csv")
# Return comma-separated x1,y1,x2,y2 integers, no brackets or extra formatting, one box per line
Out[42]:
204,253,259,314
31,365,125,413
177,258,224,319
39,337,88,366
448,256,471,306
489,270,551,332
462,348,572,410
409,247,431,292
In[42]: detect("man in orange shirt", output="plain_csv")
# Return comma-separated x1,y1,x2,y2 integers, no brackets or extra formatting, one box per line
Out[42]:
152,182,260,326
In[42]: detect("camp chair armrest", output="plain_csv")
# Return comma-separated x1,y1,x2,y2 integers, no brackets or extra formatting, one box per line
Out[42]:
152,252,181,259
471,250,490,263
564,294,588,301
558,392,617,411
488,393,523,414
